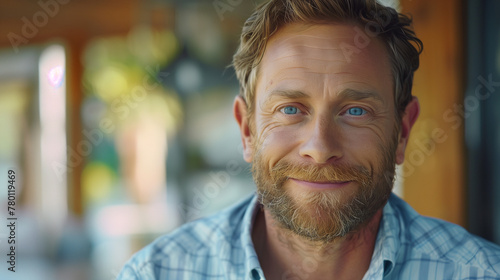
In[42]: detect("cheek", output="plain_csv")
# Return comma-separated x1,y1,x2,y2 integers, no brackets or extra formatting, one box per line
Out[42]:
257,126,300,167
341,125,392,166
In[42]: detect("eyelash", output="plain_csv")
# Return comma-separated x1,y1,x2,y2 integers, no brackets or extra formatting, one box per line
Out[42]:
280,106,301,115
345,106,367,116
276,104,372,119
277,104,305,115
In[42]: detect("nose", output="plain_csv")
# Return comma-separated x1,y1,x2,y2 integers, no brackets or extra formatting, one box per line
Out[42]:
299,116,343,164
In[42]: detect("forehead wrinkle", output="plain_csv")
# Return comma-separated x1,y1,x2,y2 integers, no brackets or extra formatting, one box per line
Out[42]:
264,50,350,75
272,44,346,56
264,66,309,86
264,56,349,81
272,29,356,46
291,35,353,46
270,56,347,67
296,46,344,53
268,40,354,61
272,34,333,45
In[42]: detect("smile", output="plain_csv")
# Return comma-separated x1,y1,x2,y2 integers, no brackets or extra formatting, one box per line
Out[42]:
289,178,352,190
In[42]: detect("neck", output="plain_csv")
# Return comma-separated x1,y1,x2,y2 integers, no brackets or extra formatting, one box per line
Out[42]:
252,206,382,280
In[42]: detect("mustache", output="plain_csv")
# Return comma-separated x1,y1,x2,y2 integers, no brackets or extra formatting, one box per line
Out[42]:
267,159,372,186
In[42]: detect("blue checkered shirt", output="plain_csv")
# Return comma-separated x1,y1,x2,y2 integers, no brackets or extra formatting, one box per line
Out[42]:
117,193,500,279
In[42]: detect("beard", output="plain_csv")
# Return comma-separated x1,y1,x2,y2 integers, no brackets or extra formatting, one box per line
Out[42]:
252,132,398,244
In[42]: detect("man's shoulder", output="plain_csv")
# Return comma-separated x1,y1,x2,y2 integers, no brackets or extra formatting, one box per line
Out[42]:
118,194,257,279
388,194,500,275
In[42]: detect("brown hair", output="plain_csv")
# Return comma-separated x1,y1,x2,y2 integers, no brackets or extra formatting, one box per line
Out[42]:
232,0,423,121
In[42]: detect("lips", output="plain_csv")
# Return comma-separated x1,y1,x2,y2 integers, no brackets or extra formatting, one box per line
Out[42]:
289,178,352,190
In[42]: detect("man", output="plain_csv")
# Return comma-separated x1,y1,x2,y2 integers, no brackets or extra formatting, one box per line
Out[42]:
118,0,500,279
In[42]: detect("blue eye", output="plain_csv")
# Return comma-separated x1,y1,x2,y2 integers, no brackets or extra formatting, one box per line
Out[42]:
347,107,366,116
281,106,300,115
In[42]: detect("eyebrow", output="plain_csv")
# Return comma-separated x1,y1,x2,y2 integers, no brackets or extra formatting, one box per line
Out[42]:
263,90,309,104
263,88,384,105
337,88,385,104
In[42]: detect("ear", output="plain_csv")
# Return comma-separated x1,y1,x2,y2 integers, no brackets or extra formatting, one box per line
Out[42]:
233,96,254,162
395,96,420,164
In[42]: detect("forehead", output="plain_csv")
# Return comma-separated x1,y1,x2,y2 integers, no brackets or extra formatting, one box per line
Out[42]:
265,23,357,58
257,22,393,96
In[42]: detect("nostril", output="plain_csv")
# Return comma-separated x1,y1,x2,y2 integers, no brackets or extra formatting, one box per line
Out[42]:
299,138,342,164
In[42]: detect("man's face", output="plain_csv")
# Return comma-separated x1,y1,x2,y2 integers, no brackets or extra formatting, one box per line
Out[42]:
236,23,407,243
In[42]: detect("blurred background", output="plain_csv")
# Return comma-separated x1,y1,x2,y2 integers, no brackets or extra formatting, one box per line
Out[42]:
0,0,498,279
